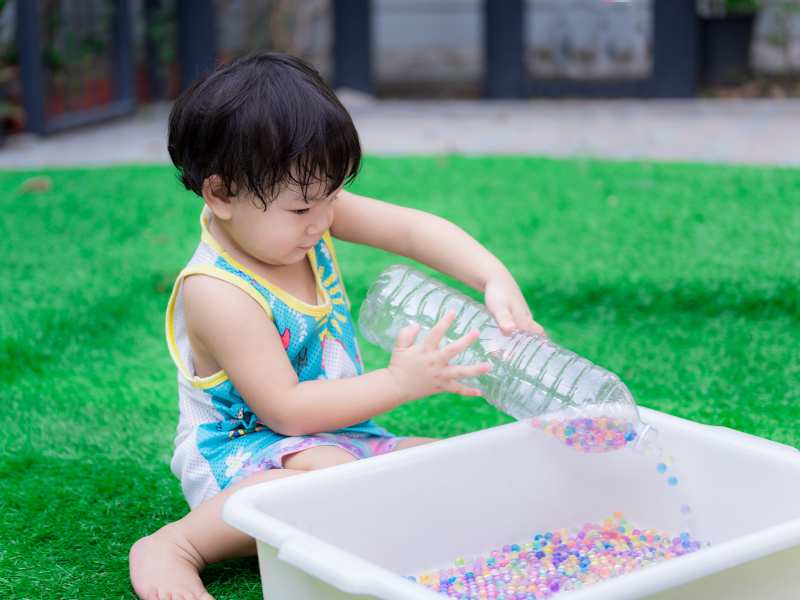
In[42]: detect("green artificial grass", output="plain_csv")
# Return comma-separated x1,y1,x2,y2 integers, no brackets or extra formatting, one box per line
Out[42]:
1,156,798,598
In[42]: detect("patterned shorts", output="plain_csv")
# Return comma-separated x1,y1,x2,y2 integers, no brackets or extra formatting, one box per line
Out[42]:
228,432,406,486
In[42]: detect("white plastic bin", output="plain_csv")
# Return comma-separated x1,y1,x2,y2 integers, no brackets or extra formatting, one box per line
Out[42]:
223,408,800,599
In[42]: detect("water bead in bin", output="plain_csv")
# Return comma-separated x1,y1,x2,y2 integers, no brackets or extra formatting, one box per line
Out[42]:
412,514,708,599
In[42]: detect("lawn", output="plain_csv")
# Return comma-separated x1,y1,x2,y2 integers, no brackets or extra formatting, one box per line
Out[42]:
1,156,798,598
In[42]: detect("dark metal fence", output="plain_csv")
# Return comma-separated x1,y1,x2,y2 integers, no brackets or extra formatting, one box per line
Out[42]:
12,0,702,136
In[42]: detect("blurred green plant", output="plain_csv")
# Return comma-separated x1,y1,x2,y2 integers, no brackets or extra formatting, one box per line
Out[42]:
699,0,762,15
725,0,761,12
145,1,177,92
762,0,800,69
41,0,111,75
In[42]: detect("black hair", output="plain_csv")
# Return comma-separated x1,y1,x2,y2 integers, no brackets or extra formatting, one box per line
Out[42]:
167,52,361,209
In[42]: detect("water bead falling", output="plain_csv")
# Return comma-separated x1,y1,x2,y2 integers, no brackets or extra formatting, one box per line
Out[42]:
529,417,684,494
530,415,698,537
411,514,707,599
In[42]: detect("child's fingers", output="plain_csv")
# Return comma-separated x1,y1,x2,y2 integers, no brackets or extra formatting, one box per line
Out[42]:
393,322,420,350
442,328,480,359
445,383,484,397
495,307,516,336
423,309,457,350
443,362,492,380
511,304,544,336
530,319,546,336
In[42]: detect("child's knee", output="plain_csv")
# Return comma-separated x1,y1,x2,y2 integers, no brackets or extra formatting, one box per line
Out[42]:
226,466,303,494
282,445,356,471
394,436,438,451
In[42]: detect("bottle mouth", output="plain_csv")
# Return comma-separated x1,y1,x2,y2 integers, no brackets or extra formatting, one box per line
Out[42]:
605,378,634,406
601,381,659,452
631,422,659,453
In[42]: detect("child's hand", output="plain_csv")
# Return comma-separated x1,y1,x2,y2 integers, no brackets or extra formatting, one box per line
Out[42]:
483,272,546,337
387,310,492,402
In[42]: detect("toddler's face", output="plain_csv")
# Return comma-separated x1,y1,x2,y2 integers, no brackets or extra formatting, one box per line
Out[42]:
224,180,339,267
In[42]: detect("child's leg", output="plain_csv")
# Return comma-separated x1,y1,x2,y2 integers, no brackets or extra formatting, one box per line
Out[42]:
130,445,358,600
129,441,433,599
282,444,363,471
280,436,437,470
130,468,302,600
395,436,438,451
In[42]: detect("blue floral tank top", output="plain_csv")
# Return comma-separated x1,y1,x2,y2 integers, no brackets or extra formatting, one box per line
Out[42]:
165,207,391,507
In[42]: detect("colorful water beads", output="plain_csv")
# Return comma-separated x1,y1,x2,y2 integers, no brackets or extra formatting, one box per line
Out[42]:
530,416,638,453
411,514,706,599
531,416,694,518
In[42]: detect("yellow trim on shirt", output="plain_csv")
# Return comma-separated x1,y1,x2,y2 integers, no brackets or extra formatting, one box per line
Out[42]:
198,208,332,318
322,230,352,311
165,264,276,389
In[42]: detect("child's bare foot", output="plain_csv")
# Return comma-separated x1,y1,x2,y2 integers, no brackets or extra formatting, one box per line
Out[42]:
129,522,215,600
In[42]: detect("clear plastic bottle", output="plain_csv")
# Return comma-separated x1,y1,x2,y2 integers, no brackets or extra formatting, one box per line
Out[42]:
358,264,656,447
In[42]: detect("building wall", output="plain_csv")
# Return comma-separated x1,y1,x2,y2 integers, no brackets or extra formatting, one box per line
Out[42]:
525,0,652,81
373,0,800,86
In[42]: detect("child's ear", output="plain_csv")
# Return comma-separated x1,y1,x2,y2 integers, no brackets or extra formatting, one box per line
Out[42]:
202,175,233,220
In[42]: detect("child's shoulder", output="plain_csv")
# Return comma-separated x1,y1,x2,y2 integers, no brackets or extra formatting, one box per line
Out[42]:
182,273,269,330
181,273,280,376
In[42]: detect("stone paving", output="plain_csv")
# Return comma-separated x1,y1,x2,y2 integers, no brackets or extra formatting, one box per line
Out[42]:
2,96,800,168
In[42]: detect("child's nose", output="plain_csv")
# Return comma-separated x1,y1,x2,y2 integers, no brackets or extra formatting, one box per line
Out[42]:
307,211,332,235
306,222,324,237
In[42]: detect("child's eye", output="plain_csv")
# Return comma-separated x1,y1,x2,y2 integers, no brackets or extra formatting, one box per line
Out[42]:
292,208,310,215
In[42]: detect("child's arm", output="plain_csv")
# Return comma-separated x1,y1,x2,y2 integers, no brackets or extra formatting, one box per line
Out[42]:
331,190,545,337
183,276,490,436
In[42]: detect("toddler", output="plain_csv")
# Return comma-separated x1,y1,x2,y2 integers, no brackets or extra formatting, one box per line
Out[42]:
129,52,543,600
